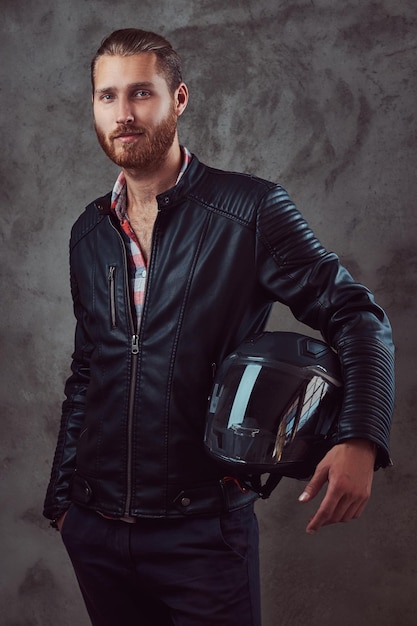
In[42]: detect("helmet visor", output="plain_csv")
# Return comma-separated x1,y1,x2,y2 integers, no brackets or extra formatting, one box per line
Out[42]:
205,358,339,473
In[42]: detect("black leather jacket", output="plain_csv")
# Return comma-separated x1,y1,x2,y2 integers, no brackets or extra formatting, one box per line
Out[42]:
43,155,394,521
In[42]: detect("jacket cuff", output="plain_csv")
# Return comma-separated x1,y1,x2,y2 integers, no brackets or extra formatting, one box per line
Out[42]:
335,336,395,469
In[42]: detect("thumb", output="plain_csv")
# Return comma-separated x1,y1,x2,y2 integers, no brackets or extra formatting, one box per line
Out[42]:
298,465,328,503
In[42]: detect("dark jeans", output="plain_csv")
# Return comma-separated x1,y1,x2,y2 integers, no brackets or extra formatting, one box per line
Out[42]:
61,503,261,626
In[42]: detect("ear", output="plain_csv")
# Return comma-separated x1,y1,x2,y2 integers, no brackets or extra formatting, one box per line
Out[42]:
174,82,189,116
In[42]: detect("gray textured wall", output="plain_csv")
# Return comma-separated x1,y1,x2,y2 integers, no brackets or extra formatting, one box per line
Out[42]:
1,1,416,625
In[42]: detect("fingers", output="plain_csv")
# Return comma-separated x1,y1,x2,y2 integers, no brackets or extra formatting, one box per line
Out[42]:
298,440,375,534
305,491,368,534
298,465,329,503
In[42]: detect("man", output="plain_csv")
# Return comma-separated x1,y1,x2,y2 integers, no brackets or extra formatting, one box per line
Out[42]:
44,28,394,626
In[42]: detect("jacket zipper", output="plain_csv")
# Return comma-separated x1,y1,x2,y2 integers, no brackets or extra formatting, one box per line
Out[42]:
108,217,141,517
124,332,139,516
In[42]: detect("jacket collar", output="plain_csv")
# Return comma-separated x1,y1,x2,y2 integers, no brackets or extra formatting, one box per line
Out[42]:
94,153,202,216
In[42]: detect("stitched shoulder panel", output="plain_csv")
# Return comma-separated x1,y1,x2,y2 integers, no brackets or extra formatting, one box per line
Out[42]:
256,185,326,264
187,165,277,226
70,193,111,250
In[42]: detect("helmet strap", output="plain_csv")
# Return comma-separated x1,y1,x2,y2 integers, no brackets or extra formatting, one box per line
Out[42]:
246,474,283,499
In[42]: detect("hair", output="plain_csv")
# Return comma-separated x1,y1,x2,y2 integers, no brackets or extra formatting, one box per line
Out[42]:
91,28,183,94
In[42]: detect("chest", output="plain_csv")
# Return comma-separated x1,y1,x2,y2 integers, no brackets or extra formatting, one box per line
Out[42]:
128,202,158,263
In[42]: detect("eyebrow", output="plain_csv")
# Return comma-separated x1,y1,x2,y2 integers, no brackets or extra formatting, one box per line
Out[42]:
94,81,155,95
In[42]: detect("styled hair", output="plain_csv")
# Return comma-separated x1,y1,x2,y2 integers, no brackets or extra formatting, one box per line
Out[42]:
91,28,183,93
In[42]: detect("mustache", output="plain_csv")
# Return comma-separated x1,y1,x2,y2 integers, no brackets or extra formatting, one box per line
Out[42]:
109,125,147,139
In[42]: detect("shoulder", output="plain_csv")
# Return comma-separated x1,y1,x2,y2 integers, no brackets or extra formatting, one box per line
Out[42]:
192,157,279,198
187,156,291,222
70,192,112,249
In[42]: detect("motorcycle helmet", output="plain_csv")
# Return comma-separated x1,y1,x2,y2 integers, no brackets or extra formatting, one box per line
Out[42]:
204,331,343,482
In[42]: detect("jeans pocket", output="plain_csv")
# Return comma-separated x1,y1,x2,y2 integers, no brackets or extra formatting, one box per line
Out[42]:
218,505,257,560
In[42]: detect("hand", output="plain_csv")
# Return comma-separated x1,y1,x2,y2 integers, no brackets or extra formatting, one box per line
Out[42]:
298,439,377,534
56,511,68,532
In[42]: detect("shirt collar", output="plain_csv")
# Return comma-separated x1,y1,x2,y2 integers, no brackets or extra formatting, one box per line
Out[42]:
111,146,192,222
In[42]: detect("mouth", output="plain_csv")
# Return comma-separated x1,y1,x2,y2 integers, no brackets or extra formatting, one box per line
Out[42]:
113,132,144,143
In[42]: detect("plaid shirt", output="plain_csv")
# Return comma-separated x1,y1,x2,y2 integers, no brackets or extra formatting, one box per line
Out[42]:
111,147,192,325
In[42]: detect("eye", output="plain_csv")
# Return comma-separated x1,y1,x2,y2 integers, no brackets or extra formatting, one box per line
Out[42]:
99,93,115,102
134,90,151,98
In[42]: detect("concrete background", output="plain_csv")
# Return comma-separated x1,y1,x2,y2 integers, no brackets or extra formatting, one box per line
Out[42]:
1,0,416,624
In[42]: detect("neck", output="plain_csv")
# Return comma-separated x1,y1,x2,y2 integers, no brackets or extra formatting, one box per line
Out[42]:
123,141,182,211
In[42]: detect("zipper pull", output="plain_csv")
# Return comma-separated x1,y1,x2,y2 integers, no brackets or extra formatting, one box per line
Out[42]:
131,334,139,354
108,266,116,281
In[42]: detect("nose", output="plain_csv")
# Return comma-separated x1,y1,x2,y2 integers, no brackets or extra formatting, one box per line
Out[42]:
116,97,134,124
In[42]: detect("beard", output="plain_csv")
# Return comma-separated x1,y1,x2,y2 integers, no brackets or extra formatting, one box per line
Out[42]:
94,107,178,171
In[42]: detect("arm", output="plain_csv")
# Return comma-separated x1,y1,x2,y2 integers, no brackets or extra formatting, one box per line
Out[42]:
256,186,394,529
43,266,93,522
297,329,394,533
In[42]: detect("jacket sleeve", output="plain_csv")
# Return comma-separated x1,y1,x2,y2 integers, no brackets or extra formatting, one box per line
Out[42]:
255,185,395,468
43,259,93,520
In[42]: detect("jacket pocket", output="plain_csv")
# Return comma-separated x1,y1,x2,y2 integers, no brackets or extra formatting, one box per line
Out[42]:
108,265,117,329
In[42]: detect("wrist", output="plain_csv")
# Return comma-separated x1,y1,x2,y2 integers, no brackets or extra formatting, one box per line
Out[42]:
340,438,377,459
